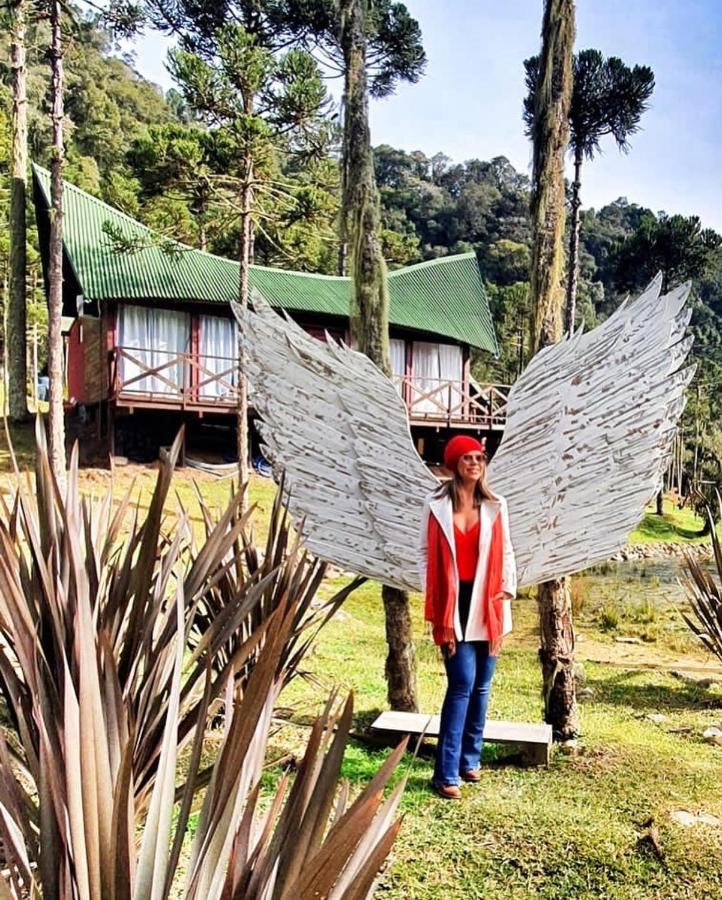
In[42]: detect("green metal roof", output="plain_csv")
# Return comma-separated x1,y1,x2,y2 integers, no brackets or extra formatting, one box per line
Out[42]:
33,164,498,352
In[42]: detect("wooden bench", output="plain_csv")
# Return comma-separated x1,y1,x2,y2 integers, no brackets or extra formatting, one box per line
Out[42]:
371,711,553,766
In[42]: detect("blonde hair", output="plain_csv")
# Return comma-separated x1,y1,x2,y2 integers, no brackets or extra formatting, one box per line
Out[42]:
435,460,497,511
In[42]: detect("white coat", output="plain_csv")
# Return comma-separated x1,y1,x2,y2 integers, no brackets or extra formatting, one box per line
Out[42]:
418,491,518,641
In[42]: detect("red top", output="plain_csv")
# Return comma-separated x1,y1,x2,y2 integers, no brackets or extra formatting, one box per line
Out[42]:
454,519,480,581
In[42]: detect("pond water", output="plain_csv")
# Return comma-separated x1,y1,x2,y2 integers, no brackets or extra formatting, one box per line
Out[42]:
578,558,703,608
570,557,719,648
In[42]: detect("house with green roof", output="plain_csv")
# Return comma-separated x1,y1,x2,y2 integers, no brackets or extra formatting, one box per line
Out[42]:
32,165,507,460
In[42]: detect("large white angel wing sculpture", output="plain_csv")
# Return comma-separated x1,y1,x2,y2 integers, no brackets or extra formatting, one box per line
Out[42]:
233,273,694,591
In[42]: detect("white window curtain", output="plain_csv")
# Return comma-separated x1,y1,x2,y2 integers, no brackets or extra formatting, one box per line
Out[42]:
438,343,463,382
118,305,190,396
199,315,238,399
390,338,406,377
412,341,441,414
389,338,406,398
411,341,463,414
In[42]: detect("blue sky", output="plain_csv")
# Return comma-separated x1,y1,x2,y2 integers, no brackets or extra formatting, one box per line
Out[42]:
128,0,722,230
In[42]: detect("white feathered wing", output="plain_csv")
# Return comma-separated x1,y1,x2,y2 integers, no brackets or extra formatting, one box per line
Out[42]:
234,274,694,591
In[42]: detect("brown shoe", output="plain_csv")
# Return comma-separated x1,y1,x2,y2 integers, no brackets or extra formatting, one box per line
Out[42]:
460,769,482,783
431,781,462,800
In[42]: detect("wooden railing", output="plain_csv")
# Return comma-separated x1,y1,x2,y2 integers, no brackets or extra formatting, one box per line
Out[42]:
111,347,237,409
110,347,510,427
393,376,509,429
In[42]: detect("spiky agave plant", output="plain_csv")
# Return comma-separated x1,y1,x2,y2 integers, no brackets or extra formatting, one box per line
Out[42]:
680,507,722,663
0,424,406,897
187,470,361,694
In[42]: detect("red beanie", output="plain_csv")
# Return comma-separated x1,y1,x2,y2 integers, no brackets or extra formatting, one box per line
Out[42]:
443,435,486,472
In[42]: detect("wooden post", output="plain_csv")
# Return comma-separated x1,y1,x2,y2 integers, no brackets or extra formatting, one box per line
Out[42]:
32,322,38,409
108,404,115,460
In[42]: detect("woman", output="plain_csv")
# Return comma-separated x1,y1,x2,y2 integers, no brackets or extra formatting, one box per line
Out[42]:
419,434,517,799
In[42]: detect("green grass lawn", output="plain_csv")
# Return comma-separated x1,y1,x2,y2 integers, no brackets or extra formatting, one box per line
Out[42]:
630,499,712,544
4,417,722,896
279,582,722,899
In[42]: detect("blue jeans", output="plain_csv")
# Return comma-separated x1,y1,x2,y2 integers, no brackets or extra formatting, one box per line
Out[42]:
434,641,497,786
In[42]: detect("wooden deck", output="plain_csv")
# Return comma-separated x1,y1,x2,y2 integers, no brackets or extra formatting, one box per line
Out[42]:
395,375,509,430
371,710,552,766
109,347,510,428
110,347,237,413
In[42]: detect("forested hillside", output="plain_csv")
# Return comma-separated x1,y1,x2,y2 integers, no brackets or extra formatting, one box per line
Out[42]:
2,11,722,486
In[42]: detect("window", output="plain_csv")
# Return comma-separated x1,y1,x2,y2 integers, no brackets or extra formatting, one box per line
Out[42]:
199,315,238,399
411,341,463,414
118,305,190,396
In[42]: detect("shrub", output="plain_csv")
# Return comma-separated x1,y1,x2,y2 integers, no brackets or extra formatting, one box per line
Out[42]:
681,508,722,664
0,425,405,897
598,604,620,631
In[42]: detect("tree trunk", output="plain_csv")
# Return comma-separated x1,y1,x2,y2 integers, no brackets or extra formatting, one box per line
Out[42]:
565,146,583,333
337,241,348,277
340,0,417,712
537,578,577,738
47,0,66,487
236,151,253,510
8,0,29,423
382,586,418,711
529,0,578,740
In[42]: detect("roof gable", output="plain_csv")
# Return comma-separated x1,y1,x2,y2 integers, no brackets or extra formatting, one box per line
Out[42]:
32,164,498,352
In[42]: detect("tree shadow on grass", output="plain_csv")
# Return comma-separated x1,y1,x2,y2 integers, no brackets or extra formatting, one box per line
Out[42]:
635,513,705,542
588,669,722,713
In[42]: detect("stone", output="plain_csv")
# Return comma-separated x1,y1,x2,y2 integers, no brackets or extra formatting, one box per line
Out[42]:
702,726,722,745
671,810,722,827
615,636,642,644
559,739,581,756
671,810,696,827
579,687,595,698
646,713,668,724
697,812,722,826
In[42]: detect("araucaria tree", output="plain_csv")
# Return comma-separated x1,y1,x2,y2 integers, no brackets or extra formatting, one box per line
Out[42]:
295,0,425,276
342,0,406,710
339,0,391,364
332,0,425,711
153,2,330,491
524,49,655,331
527,0,578,739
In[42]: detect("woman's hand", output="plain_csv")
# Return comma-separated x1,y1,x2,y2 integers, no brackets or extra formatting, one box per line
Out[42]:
442,639,456,659
490,593,513,656
490,636,504,657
